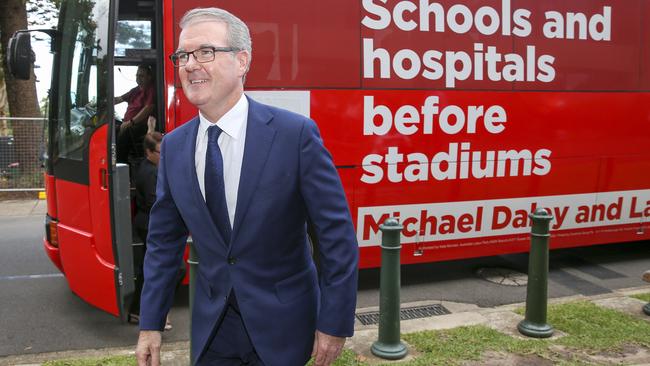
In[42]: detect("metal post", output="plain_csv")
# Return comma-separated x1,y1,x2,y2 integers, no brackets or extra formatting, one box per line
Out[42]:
187,238,198,363
518,208,554,338
371,218,408,360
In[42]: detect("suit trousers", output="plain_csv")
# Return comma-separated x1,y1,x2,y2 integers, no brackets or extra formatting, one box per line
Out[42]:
197,293,265,366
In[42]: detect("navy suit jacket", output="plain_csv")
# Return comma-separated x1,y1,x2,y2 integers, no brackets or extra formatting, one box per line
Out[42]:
139,97,359,365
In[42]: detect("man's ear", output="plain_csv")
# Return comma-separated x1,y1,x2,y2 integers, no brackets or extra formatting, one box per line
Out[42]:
236,51,250,77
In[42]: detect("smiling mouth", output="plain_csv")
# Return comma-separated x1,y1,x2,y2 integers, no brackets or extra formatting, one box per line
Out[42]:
190,80,207,84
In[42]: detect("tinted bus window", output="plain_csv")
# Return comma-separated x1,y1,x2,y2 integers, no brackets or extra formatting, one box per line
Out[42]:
115,20,152,57
54,0,109,162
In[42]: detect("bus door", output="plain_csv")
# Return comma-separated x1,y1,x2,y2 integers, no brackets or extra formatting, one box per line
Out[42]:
47,0,134,319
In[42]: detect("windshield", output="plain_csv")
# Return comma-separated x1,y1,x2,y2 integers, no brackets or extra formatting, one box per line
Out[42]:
54,0,111,162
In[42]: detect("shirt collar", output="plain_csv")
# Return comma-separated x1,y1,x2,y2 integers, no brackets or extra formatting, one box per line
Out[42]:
198,94,248,140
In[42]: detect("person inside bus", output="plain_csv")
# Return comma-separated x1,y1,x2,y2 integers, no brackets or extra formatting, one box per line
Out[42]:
130,131,173,330
135,7,358,366
114,64,155,164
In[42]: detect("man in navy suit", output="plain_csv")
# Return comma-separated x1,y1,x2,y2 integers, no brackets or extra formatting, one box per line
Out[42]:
135,7,359,366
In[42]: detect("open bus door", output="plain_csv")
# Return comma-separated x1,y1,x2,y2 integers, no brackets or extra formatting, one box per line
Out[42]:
7,0,135,320
50,0,135,320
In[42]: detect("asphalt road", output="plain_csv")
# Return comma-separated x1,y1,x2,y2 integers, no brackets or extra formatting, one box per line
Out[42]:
1,214,649,357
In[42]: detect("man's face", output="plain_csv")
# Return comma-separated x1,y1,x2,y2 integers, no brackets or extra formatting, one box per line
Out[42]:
176,21,249,112
136,68,152,87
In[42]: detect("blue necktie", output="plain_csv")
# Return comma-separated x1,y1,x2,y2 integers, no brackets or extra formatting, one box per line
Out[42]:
205,125,231,243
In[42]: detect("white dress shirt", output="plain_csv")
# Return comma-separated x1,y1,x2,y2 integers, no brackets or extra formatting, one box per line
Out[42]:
195,94,248,227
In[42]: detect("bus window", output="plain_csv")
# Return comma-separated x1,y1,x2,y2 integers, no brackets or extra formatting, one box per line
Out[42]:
115,20,152,57
55,0,108,162
113,65,140,121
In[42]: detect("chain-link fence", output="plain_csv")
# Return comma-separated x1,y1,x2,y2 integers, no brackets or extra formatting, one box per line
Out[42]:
0,117,46,191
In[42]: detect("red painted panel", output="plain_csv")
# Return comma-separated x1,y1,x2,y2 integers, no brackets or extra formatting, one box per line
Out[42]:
53,125,117,314
313,90,650,172
311,89,650,267
171,0,360,89
514,0,642,91
641,0,650,89
58,225,118,315
598,156,650,192
174,91,198,128
45,173,57,218
361,0,514,90
88,124,114,265
56,180,92,232
43,238,63,273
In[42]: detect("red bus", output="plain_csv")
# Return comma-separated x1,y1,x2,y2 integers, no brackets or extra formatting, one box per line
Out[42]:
7,0,650,319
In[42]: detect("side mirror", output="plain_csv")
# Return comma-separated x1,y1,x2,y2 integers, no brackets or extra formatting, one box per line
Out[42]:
7,31,34,80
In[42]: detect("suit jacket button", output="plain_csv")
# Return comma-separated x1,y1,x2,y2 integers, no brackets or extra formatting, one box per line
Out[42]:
228,257,237,265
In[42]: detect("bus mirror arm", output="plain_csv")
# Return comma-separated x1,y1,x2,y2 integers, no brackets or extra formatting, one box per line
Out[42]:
6,29,59,81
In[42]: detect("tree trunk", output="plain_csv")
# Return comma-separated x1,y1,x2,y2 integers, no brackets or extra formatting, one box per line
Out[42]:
0,0,44,177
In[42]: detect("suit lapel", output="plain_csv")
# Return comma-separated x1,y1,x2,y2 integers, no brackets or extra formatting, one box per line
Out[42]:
232,98,276,240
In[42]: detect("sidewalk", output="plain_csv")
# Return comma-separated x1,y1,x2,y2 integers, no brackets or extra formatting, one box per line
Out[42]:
0,199,46,216
3,286,650,365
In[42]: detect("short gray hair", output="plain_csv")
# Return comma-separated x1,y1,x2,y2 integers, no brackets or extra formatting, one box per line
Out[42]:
179,8,252,70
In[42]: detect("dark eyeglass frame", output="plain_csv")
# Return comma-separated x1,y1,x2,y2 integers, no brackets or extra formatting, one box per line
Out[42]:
169,46,241,67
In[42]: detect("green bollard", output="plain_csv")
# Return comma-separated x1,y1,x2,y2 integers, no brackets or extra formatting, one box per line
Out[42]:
518,208,554,338
641,272,650,315
187,238,198,363
371,218,408,360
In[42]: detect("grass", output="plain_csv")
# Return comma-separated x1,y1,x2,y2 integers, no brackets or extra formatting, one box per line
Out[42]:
306,349,367,366
549,301,650,350
43,355,136,366
44,349,364,366
630,292,650,303
400,325,548,365
41,300,650,366
395,300,650,365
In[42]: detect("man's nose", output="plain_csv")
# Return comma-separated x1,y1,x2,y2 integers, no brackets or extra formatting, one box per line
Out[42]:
183,54,201,71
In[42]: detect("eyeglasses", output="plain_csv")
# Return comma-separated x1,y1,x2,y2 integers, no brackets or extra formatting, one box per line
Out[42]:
169,46,241,67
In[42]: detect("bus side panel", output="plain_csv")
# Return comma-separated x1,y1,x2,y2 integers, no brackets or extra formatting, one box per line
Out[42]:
44,173,62,272
313,90,650,267
598,156,650,192
642,0,650,89
53,124,118,315
58,224,118,315
88,124,114,265
514,0,643,91
313,91,650,167
162,0,177,132
55,180,118,315
56,180,92,232
45,173,57,218
172,0,360,89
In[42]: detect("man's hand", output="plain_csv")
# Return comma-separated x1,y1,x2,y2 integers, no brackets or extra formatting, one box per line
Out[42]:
311,330,346,366
135,330,162,366
147,116,157,134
